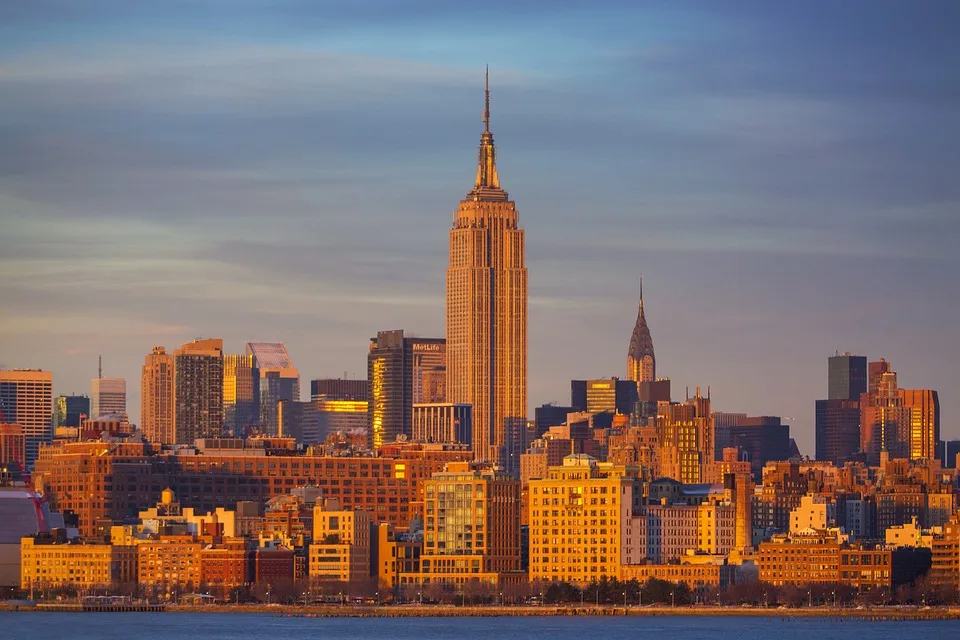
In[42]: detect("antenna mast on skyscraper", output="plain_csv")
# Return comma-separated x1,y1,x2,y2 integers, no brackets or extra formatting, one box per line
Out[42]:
98,355,102,380
483,65,490,132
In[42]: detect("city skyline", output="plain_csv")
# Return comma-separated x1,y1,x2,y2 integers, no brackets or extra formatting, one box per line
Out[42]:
1,2,958,456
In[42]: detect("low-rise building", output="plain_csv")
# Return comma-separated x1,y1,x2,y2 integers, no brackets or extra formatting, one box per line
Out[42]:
374,522,422,590
137,536,203,594
309,500,372,585
621,559,736,588
199,540,251,589
758,529,930,590
21,534,136,589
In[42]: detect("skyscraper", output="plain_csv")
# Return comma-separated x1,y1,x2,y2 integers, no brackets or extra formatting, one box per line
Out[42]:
223,354,258,434
246,342,299,435
860,365,909,465
174,338,223,443
815,399,861,465
816,353,866,464
53,394,90,428
310,379,367,402
868,358,893,394
0,369,53,468
656,390,714,484
901,389,940,461
828,353,867,401
367,330,446,448
570,378,639,415
626,277,655,384
859,360,939,464
141,346,175,444
446,70,527,465
91,377,126,418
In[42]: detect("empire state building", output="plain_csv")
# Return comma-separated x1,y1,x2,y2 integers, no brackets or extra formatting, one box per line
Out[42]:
446,70,527,465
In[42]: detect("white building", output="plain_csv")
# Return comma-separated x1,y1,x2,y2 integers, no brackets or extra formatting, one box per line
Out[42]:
789,494,836,534
91,377,126,419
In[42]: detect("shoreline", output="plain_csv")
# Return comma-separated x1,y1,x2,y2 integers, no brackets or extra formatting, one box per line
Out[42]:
5,602,959,620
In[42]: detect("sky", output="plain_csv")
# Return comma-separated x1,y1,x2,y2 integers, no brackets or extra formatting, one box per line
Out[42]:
1,1,958,455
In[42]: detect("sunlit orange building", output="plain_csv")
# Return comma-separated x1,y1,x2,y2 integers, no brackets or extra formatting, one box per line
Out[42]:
446,71,527,466
141,346,175,444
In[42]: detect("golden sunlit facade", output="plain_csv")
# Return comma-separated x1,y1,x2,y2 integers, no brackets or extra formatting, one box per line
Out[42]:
626,278,655,384
656,393,714,484
419,462,521,587
370,356,388,449
528,455,639,585
141,346,174,444
223,354,257,433
446,71,527,465
21,538,136,589
901,389,939,461
309,504,372,584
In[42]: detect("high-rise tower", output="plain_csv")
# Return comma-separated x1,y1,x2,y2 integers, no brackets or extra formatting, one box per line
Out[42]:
141,346,175,444
446,69,527,465
91,376,126,419
223,353,258,434
174,338,224,443
627,277,655,384
0,369,52,468
246,342,299,435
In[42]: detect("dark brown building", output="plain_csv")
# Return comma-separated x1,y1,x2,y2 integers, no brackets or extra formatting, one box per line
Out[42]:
200,541,252,589
255,547,295,586
33,440,469,537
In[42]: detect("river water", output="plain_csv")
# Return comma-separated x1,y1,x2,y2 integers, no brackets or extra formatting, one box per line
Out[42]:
7,612,954,640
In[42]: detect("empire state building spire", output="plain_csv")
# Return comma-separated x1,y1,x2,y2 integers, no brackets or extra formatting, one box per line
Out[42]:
470,65,505,200
627,276,656,383
447,68,527,466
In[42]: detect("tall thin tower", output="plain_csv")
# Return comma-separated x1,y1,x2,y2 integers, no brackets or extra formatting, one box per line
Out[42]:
446,68,528,465
627,276,656,383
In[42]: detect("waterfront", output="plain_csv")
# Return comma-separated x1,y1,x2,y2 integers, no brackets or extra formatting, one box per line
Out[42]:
6,612,958,640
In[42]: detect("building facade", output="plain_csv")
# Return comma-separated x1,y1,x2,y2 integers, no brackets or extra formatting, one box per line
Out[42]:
174,338,224,443
571,378,639,416
91,377,126,419
223,354,258,435
528,455,640,585
309,502,372,585
142,346,175,444
53,395,90,429
21,536,136,589
311,379,368,402
828,353,867,402
0,370,53,468
316,399,368,441
656,393,714,484
815,399,861,465
420,462,521,587
446,72,527,466
367,330,446,449
138,536,203,593
412,403,472,446
247,342,300,436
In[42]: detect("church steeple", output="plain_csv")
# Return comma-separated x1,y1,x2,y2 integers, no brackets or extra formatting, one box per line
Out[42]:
627,275,656,383
469,66,506,201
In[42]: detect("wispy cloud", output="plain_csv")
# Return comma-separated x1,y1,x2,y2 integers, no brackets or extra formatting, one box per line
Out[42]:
1,1,957,453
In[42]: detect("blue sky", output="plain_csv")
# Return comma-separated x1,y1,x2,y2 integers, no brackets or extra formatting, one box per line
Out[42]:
1,1,958,454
